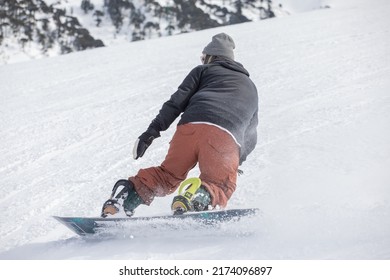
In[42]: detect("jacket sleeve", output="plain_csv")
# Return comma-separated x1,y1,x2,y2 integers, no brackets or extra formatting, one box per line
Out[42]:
148,66,203,132
240,108,258,165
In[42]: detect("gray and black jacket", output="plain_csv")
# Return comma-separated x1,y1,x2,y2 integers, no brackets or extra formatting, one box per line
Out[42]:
149,58,258,164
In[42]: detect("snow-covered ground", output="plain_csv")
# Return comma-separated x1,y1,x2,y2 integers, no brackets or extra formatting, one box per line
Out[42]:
0,0,389,260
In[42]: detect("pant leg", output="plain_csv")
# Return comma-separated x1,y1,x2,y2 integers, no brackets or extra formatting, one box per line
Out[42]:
129,124,199,205
197,124,240,208
129,123,239,208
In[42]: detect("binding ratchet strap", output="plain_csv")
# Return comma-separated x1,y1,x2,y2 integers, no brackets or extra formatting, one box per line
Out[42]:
171,178,202,214
178,177,202,200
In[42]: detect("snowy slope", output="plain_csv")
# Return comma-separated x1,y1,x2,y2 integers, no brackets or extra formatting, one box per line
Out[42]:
0,0,389,259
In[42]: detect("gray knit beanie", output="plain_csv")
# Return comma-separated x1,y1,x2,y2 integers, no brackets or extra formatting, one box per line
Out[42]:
203,33,235,60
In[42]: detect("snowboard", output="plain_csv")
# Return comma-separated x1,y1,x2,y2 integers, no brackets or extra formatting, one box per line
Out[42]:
53,208,259,236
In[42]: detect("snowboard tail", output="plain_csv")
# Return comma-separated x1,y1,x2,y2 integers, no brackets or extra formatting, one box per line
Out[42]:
54,208,259,236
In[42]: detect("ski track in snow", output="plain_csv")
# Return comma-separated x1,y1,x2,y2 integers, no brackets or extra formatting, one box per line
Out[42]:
0,0,390,259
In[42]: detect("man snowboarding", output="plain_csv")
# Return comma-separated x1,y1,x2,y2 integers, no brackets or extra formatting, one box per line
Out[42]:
101,33,258,217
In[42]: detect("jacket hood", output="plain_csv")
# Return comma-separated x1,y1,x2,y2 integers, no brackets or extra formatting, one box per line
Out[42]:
213,58,250,77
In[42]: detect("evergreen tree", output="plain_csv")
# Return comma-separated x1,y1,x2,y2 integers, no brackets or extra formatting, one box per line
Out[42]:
93,10,104,27
81,0,94,14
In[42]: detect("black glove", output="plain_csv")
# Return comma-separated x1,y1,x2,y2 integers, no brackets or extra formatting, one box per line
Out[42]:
133,127,160,159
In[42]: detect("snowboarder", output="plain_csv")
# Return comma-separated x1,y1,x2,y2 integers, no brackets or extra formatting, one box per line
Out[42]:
101,33,258,217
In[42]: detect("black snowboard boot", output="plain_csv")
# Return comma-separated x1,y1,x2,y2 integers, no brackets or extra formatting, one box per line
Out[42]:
101,179,143,217
192,186,212,211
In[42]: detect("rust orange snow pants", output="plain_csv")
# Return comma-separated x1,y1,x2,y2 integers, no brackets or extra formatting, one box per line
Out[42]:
129,123,240,208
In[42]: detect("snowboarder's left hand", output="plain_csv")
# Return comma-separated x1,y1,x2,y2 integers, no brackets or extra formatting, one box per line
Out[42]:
133,127,160,159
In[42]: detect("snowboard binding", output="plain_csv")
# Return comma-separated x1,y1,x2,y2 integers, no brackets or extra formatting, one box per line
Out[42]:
101,179,132,218
171,178,211,215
